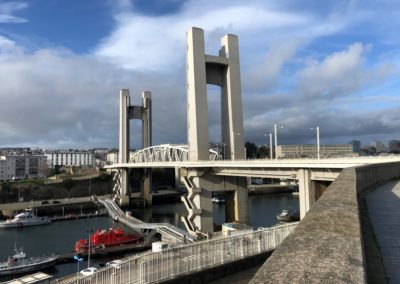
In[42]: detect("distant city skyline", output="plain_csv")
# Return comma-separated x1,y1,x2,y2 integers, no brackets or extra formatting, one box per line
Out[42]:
0,0,399,149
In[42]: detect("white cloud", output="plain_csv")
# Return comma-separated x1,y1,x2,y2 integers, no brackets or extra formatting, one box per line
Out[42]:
0,1,28,23
1,0,400,149
244,39,305,93
94,1,312,71
298,43,394,98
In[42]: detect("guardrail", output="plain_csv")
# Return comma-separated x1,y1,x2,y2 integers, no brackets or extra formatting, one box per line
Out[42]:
55,222,298,284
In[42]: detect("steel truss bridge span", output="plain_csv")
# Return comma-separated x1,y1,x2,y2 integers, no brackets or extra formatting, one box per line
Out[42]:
129,144,220,163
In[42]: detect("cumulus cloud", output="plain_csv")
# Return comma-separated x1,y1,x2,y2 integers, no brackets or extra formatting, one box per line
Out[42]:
0,41,189,148
244,39,305,93
95,1,312,71
298,43,395,99
1,0,400,149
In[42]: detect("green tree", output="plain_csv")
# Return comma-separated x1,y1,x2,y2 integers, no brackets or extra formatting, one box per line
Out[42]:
62,178,74,196
257,145,269,158
245,142,258,159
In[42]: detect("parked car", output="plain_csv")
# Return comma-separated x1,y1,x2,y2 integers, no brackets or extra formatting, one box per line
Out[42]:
106,259,123,269
80,267,98,276
40,200,49,205
52,200,61,204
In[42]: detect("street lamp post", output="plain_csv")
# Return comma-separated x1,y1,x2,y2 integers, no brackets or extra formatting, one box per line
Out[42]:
87,230,93,268
317,126,320,159
274,124,284,160
311,126,320,159
73,255,84,275
269,133,273,160
264,133,273,160
12,176,21,202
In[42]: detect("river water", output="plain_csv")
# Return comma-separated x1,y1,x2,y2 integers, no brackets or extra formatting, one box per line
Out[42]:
0,193,298,281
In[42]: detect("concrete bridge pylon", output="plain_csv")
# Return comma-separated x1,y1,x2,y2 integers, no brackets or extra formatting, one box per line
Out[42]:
117,89,152,206
182,27,249,236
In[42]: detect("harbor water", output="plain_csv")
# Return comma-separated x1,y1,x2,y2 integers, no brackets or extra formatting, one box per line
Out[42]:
0,193,298,281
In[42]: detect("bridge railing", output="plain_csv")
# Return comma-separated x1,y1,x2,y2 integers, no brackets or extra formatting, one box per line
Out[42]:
56,222,298,284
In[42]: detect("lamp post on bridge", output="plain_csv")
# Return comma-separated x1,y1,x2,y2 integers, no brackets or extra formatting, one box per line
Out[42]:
310,126,320,159
274,124,284,160
264,133,273,160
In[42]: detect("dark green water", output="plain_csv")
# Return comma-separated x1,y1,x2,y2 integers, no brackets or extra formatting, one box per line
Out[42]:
0,193,298,281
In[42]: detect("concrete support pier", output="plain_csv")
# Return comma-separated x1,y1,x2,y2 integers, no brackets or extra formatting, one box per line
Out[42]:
297,169,316,219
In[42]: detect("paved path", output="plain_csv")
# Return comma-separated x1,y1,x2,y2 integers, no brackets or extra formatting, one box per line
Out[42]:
366,180,400,283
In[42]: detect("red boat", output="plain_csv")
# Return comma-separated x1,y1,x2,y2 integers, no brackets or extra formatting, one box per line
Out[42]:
75,228,143,253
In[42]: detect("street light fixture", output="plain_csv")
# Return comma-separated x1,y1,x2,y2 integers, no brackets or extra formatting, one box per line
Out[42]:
310,126,320,159
73,255,84,275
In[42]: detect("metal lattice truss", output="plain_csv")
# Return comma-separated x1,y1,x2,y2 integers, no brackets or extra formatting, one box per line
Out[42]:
112,170,122,201
129,144,221,163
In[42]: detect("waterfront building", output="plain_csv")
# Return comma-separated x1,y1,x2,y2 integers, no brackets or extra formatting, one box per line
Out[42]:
0,154,48,181
276,144,355,158
388,140,400,153
44,150,94,169
371,140,386,153
349,140,361,153
106,152,119,165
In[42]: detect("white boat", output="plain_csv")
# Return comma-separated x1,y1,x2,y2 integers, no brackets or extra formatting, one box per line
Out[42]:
212,196,226,204
0,246,58,276
0,209,51,228
276,209,300,222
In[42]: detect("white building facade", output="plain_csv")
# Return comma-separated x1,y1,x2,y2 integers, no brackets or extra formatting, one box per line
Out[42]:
276,144,356,158
0,155,48,181
45,150,94,168
106,152,119,165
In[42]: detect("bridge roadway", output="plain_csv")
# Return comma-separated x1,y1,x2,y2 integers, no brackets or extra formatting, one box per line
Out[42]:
98,199,196,243
105,156,400,181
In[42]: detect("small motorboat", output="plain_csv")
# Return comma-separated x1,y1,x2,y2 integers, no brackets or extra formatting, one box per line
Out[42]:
212,196,226,204
0,209,51,229
276,209,300,222
0,246,57,276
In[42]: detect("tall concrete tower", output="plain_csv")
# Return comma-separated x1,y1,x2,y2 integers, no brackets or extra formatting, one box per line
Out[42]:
181,27,249,236
187,27,245,161
118,89,152,206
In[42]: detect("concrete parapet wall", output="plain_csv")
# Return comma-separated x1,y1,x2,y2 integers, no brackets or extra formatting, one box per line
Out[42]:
355,162,400,192
250,162,400,283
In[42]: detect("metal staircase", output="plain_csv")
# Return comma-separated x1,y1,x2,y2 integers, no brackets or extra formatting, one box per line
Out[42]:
98,198,196,243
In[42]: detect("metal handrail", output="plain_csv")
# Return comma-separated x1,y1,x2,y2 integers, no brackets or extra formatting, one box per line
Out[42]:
55,222,298,284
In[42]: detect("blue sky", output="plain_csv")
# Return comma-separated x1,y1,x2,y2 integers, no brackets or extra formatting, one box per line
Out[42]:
0,0,400,149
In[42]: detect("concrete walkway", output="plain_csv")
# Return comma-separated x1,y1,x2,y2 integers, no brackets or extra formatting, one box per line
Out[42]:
366,180,400,283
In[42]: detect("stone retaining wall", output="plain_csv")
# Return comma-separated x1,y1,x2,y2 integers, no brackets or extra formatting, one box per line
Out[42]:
250,162,400,283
